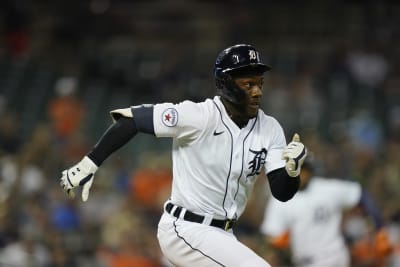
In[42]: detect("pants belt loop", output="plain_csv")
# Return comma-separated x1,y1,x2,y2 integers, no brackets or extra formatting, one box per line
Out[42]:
202,213,213,226
170,205,178,216
179,207,187,219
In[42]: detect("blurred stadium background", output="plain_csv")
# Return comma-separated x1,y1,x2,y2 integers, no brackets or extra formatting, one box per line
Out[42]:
0,0,399,266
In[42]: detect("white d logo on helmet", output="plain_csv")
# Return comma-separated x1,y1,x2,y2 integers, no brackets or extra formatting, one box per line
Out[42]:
249,50,257,60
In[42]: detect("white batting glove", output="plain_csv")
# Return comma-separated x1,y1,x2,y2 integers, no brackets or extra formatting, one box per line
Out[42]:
60,156,98,202
282,133,307,177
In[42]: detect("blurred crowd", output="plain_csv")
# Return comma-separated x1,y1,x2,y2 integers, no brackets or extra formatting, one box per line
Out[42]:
0,0,400,266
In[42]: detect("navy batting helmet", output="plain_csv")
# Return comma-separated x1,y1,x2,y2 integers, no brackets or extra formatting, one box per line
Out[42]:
214,44,271,104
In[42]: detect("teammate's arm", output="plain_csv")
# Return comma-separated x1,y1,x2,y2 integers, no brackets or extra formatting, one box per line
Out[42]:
264,231,292,266
348,188,392,262
260,197,292,265
358,189,383,230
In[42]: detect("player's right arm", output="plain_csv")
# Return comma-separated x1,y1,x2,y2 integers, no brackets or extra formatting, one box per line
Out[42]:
60,102,205,201
59,105,152,201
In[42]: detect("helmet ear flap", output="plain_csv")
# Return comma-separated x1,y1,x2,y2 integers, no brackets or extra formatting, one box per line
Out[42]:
216,72,246,104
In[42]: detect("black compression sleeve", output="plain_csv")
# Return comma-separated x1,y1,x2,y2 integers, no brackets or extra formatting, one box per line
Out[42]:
267,167,299,202
87,117,137,166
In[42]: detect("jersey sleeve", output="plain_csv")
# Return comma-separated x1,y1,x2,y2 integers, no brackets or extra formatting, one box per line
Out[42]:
153,101,207,141
330,179,362,208
264,118,287,173
260,197,288,237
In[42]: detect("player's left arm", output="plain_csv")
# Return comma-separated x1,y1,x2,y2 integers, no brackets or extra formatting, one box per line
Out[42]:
264,121,306,201
267,168,299,202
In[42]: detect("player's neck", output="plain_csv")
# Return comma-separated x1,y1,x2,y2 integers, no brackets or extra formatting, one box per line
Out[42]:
221,98,249,128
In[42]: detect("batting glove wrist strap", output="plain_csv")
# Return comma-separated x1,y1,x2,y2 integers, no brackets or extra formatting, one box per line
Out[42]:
60,156,98,202
282,133,307,177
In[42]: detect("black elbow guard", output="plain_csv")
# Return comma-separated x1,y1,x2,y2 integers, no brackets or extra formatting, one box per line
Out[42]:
267,168,300,202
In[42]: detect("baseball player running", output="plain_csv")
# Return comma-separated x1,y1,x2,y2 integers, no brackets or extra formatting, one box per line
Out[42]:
260,157,386,267
60,44,307,267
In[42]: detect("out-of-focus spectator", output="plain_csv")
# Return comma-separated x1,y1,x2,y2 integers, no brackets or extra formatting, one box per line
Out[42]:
291,65,324,131
47,77,90,167
383,76,400,139
347,47,388,89
99,199,141,250
368,138,400,224
0,228,51,267
346,45,389,114
0,111,22,156
129,152,172,214
262,73,294,132
0,124,55,204
349,226,393,267
50,202,80,232
2,0,30,59
48,77,85,143
98,199,162,267
346,109,384,154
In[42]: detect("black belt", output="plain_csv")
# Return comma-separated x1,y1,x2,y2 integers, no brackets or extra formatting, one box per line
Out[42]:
165,202,236,231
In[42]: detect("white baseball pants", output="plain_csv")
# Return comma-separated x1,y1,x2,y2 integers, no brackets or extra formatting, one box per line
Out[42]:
157,212,271,267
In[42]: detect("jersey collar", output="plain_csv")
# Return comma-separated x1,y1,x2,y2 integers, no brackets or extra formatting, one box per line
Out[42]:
214,96,257,131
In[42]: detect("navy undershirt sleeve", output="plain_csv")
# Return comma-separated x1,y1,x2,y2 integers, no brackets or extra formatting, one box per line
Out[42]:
131,105,155,134
267,167,299,202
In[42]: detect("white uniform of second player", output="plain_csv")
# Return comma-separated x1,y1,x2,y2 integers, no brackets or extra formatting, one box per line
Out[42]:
260,177,361,267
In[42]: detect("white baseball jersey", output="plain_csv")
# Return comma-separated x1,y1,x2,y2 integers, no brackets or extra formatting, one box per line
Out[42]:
260,177,362,266
153,96,287,220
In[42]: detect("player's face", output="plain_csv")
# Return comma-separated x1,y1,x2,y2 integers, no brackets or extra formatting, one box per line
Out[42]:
234,76,264,118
